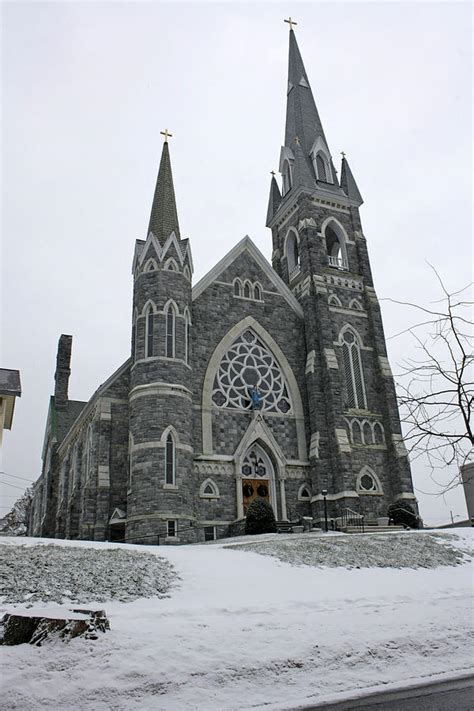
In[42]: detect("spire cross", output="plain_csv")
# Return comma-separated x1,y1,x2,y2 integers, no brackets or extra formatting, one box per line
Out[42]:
160,128,173,143
341,151,346,158
284,16,298,30
270,170,276,176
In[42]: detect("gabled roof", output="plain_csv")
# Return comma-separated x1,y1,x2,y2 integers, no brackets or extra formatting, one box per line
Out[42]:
192,236,304,318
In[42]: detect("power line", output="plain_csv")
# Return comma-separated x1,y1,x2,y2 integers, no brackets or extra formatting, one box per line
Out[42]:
0,471,36,484
0,480,28,492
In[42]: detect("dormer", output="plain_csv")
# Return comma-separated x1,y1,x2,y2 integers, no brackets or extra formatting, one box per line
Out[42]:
310,136,332,184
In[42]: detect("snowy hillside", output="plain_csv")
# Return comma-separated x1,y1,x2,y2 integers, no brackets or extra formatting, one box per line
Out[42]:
1,530,473,710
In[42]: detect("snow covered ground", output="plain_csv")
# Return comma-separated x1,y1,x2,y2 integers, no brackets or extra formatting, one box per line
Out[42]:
1,530,473,710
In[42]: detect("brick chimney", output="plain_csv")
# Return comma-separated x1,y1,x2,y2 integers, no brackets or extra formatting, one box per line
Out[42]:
54,334,73,409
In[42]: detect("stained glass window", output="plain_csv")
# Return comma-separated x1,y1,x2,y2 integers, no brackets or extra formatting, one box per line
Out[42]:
212,329,292,413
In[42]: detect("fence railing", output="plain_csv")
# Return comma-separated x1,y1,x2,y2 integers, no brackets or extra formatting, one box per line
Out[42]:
328,255,348,270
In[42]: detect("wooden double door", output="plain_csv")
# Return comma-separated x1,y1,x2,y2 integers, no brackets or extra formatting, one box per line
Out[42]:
242,478,270,514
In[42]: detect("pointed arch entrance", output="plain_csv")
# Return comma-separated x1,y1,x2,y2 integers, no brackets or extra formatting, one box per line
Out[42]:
240,442,276,515
233,413,288,520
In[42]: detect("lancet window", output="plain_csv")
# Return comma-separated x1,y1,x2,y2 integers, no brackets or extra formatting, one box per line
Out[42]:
341,328,367,409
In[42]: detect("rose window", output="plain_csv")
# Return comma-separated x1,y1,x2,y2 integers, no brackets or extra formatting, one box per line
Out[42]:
212,329,292,413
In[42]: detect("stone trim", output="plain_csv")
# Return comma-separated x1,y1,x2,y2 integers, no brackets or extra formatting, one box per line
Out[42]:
378,356,393,377
309,432,320,459
305,350,316,374
394,492,418,501
311,490,359,502
329,305,368,318
129,382,192,402
194,462,234,476
131,441,193,453
392,434,408,457
98,465,110,488
335,428,351,453
324,348,339,369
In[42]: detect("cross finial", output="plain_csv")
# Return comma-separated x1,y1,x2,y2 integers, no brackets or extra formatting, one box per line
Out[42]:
341,151,346,159
284,16,298,31
160,128,173,143
270,170,276,177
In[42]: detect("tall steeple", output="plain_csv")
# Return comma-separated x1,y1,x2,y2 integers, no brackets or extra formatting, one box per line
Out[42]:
278,26,342,198
285,29,327,158
147,137,180,242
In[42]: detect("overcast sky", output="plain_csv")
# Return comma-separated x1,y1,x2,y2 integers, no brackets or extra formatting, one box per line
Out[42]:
1,2,472,526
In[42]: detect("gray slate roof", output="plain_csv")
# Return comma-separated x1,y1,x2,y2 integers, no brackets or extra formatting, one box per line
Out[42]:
147,141,181,243
340,156,363,206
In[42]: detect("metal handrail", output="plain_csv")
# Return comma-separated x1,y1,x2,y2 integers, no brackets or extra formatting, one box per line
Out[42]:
340,507,365,532
286,503,304,524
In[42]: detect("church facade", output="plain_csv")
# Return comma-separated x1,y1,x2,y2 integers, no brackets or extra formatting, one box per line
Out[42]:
29,29,416,544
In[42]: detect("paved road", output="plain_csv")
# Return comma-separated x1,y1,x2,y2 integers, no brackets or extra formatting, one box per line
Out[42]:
294,674,474,710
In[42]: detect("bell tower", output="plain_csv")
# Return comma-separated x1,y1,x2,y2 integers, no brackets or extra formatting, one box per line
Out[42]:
127,133,195,544
266,24,417,525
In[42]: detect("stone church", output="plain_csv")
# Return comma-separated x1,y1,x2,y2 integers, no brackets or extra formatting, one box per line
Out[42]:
29,28,416,544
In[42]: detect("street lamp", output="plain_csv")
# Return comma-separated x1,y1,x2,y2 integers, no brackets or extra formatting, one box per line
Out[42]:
322,489,328,533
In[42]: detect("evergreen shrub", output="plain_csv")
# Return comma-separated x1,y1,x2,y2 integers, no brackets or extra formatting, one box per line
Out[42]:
245,497,277,535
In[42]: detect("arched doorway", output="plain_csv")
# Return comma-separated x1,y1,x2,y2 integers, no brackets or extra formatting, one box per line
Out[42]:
240,443,277,515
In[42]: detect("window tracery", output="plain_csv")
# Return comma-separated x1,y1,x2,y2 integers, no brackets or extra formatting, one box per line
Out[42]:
212,329,292,413
341,328,366,409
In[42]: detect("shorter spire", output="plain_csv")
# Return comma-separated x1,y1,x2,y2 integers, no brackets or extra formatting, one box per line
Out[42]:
147,137,180,242
266,173,282,227
340,154,363,206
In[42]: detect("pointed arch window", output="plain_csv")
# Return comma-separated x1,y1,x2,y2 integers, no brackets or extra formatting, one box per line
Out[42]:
128,433,133,491
145,305,154,358
356,466,383,495
328,294,342,307
362,421,373,445
165,432,175,485
84,424,93,481
341,329,367,409
184,311,191,365
233,279,242,297
165,304,176,358
286,230,300,276
298,484,311,501
132,310,138,361
325,221,348,270
373,422,385,445
254,283,262,301
243,281,251,299
199,478,220,498
316,154,327,181
282,161,292,194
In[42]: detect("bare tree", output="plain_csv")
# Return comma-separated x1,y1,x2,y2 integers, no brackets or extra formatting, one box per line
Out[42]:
0,487,34,536
383,267,473,491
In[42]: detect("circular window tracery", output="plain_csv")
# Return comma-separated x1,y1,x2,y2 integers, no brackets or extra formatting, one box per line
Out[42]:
212,329,292,413
359,473,377,491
